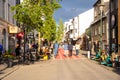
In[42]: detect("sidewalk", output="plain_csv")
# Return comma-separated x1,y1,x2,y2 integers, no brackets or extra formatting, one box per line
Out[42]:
0,65,19,80
80,50,120,75
0,63,7,71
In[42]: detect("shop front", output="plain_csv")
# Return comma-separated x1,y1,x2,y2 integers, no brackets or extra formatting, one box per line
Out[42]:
0,18,9,51
0,17,19,52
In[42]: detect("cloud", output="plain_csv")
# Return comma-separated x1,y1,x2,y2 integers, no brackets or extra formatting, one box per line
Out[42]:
54,0,97,23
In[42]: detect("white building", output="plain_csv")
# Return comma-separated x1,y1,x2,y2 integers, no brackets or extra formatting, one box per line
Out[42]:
78,8,94,37
64,8,94,41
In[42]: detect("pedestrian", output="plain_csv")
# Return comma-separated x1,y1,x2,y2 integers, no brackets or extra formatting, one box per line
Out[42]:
94,41,99,55
15,44,21,57
63,41,68,57
50,42,53,54
75,42,80,56
68,42,73,57
0,44,3,63
53,41,59,58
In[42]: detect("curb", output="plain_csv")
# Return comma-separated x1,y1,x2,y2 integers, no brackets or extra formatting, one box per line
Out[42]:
0,64,8,72
0,66,19,80
80,51,115,71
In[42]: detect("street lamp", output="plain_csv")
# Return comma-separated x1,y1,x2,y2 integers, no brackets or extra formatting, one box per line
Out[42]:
99,3,104,51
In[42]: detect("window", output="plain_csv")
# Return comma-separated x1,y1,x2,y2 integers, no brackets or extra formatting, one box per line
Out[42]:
8,4,10,22
75,29,77,33
69,25,70,30
95,27,97,35
94,7,97,17
111,0,115,12
112,29,115,39
111,0,117,12
3,0,5,18
92,28,94,36
102,21,105,33
115,0,118,9
98,25,100,34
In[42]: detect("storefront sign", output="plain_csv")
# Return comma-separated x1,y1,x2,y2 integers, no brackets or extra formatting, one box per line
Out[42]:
17,32,24,39
9,26,18,33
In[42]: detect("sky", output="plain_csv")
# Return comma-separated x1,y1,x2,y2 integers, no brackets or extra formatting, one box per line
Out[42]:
54,0,97,23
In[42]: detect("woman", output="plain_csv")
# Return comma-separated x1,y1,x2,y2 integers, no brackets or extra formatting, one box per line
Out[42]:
75,42,80,56
63,41,68,56
15,44,21,57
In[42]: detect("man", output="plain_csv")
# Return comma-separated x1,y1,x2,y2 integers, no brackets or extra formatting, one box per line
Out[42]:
68,42,73,57
53,41,59,58
0,44,3,62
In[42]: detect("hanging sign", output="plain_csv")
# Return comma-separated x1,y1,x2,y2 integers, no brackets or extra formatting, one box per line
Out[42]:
9,26,18,33
17,32,24,39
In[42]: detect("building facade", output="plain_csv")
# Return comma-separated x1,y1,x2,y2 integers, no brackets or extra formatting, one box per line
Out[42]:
109,0,118,54
64,8,94,44
90,0,109,50
118,0,120,55
0,0,20,51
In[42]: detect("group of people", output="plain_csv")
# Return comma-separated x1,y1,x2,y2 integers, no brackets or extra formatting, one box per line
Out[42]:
63,41,80,57
52,41,81,58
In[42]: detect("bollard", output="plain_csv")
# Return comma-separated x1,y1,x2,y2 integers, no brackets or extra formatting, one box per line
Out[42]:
87,51,90,59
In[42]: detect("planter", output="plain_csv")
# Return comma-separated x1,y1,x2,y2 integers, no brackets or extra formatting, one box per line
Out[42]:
5,58,13,67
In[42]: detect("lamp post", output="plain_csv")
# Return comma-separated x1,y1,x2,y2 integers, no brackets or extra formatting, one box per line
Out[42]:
99,3,104,51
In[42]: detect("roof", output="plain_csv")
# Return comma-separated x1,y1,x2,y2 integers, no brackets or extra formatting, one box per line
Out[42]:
93,0,100,7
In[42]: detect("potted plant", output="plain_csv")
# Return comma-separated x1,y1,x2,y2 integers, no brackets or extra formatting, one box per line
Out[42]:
3,49,15,67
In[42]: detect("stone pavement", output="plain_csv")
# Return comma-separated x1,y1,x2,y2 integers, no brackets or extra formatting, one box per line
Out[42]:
0,64,7,72
79,50,120,75
0,65,20,80
0,50,119,80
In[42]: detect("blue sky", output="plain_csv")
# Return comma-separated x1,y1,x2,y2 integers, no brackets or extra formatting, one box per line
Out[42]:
54,0,97,23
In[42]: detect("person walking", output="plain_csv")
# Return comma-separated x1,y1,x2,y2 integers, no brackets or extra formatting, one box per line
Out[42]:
75,42,80,56
53,41,59,58
63,41,68,57
68,42,73,57
0,44,3,63
15,44,21,57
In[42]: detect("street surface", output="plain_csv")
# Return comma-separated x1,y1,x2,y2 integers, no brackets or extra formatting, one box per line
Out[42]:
1,48,120,80
55,48,79,60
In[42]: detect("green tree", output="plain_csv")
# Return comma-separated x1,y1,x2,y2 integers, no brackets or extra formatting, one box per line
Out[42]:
11,0,61,41
85,27,91,41
56,19,64,43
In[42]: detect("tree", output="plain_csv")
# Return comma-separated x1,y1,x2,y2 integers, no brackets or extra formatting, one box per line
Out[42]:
11,0,61,41
56,19,64,43
85,27,91,41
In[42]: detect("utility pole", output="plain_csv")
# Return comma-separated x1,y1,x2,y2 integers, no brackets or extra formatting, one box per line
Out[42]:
99,2,104,51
